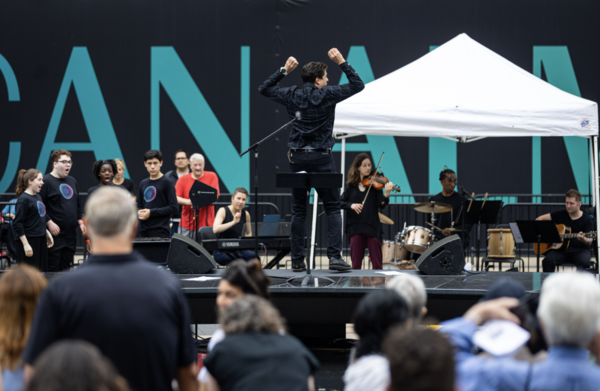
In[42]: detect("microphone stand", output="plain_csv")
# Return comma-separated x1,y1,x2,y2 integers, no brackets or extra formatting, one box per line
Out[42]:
240,113,300,257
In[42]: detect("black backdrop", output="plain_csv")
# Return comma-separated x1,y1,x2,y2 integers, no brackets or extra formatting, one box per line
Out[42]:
0,0,598,195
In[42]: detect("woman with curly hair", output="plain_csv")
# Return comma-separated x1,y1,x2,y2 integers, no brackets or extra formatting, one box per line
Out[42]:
0,264,47,391
87,159,121,198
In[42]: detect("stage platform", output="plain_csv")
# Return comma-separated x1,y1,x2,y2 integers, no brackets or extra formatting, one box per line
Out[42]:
180,269,549,339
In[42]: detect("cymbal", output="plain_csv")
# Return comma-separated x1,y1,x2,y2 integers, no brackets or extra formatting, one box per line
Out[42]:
413,201,453,214
426,222,463,232
378,213,394,225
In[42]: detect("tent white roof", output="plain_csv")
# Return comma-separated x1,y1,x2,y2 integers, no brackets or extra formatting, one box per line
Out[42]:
333,33,598,141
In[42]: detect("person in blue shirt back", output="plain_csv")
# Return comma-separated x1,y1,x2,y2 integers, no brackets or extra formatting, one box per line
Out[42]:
441,272,600,391
2,199,17,223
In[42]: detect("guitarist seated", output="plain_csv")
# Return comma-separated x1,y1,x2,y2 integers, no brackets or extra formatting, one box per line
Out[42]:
536,189,594,272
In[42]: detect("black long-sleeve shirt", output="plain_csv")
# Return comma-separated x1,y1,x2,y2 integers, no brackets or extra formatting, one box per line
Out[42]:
137,176,178,234
13,192,47,238
39,174,83,237
341,184,389,240
259,62,364,149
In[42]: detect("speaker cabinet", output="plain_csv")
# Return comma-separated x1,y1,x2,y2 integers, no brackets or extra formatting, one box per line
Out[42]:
167,234,217,274
415,234,465,275
133,238,171,265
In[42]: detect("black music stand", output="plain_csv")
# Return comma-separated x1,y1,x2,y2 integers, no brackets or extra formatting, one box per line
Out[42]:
188,181,218,243
511,220,561,273
457,200,503,270
276,172,343,287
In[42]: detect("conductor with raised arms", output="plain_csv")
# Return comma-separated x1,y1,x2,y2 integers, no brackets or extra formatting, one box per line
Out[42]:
259,48,365,272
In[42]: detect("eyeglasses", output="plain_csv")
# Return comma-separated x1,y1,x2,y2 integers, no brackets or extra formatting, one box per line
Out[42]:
175,157,188,160
57,160,72,165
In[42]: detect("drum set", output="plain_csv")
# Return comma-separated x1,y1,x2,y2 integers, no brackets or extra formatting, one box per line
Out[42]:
380,201,460,271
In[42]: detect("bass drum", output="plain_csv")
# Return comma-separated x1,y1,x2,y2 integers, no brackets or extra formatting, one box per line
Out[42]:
381,240,410,262
382,261,419,271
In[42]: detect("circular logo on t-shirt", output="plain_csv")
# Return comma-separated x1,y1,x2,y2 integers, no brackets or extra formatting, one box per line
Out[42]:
144,186,157,202
37,201,46,217
59,183,74,199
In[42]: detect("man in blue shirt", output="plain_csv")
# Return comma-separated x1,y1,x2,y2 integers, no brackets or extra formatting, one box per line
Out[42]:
259,48,364,272
441,272,600,391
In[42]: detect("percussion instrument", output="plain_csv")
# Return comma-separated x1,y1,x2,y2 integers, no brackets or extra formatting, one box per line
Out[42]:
378,213,394,225
381,240,410,262
382,261,419,271
413,201,453,214
403,226,432,254
487,228,515,258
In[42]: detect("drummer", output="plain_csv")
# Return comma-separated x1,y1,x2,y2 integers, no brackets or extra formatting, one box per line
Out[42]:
341,153,394,269
428,169,471,251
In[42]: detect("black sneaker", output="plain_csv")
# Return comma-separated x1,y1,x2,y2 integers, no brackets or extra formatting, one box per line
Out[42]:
329,257,351,271
293,261,307,272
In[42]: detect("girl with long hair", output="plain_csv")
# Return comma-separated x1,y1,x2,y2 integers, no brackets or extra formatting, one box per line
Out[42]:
13,169,54,270
340,153,394,269
0,264,47,391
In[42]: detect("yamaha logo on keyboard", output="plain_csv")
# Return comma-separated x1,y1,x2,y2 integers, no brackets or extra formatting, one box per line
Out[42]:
223,242,240,247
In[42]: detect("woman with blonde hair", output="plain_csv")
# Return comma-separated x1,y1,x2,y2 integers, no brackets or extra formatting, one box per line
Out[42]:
111,159,136,201
0,264,47,391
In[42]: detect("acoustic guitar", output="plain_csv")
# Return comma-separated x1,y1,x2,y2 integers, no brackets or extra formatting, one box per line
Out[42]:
533,224,597,255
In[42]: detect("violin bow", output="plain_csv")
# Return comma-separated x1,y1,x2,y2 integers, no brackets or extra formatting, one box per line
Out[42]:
362,152,385,206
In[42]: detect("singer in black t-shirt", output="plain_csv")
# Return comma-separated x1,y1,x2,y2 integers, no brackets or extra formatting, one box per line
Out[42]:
537,189,594,271
39,149,85,271
137,150,178,238
13,169,54,271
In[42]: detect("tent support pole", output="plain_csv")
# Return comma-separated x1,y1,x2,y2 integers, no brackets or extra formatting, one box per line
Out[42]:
340,138,346,260
593,136,600,273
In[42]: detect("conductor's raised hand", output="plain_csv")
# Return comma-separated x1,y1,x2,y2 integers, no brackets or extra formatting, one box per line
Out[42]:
284,57,298,73
328,48,346,65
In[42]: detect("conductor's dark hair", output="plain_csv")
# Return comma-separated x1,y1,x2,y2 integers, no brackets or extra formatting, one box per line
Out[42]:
92,160,118,183
143,150,163,162
353,290,409,359
383,327,455,391
222,260,271,299
302,62,328,84
439,169,456,181
175,149,188,158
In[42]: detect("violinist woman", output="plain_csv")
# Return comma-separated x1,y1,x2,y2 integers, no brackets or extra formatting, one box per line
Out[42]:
341,153,394,269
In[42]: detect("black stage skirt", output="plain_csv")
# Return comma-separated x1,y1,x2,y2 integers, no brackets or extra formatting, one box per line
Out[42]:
16,235,48,272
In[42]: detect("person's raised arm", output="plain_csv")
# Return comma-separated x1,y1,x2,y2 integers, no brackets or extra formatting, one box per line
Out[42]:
258,56,298,104
324,48,364,103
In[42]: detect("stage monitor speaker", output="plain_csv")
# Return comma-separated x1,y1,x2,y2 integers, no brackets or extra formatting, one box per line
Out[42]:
415,234,465,275
133,238,170,265
167,234,217,274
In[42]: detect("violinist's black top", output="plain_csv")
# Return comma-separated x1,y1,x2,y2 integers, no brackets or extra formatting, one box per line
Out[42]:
340,183,389,240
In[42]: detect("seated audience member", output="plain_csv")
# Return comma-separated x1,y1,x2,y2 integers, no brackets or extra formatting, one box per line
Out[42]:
441,272,600,391
23,187,198,391
0,265,47,391
198,259,270,386
387,273,428,324
137,150,178,238
112,158,136,200
24,340,130,391
344,290,410,391
204,295,319,391
2,198,17,222
212,187,257,265
383,327,455,391
175,153,220,238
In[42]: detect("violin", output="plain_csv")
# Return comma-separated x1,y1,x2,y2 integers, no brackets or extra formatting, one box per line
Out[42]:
361,171,401,192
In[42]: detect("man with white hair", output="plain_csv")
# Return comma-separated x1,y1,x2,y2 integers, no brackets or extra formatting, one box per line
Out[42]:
23,187,198,391
175,153,220,237
386,274,428,324
441,272,600,391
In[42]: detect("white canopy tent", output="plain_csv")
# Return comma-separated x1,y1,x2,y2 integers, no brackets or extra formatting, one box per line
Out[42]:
307,33,600,268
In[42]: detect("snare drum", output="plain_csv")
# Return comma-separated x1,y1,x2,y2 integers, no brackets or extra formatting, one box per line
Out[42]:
381,240,410,262
487,229,515,258
403,226,432,254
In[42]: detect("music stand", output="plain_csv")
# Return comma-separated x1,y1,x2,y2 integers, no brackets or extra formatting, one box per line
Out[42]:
188,181,218,242
457,200,503,270
276,173,342,287
511,220,562,272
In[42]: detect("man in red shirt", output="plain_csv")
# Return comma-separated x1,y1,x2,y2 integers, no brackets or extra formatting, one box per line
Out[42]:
175,153,220,238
